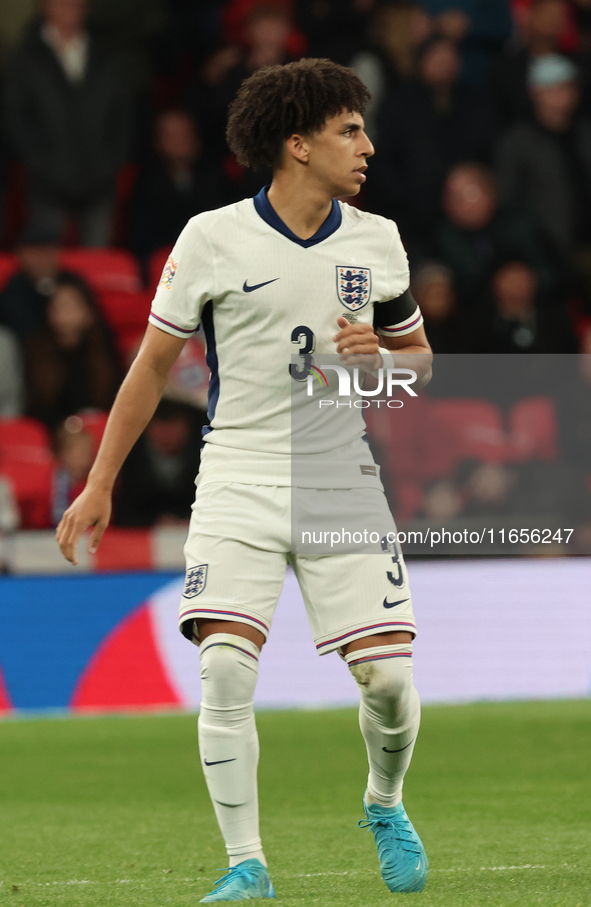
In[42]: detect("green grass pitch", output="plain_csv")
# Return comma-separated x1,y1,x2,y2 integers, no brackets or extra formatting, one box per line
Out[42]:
0,700,590,907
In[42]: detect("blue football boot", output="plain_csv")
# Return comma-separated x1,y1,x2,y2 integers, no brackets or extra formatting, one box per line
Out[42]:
358,794,428,892
200,858,276,902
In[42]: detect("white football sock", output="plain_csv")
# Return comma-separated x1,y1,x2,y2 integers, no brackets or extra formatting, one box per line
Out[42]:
198,633,266,867
346,643,421,809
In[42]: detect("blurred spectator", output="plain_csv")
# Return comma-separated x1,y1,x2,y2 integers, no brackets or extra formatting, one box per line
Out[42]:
0,129,6,242
574,0,591,57
436,162,555,308
433,6,470,43
50,414,94,525
460,459,519,516
511,0,581,52
223,0,304,62
25,276,121,428
422,0,513,86
371,37,496,252
0,472,19,572
0,227,76,342
190,2,295,161
469,260,578,352
3,0,133,247
418,453,588,524
490,0,570,126
0,0,37,67
0,326,24,416
460,456,589,524
116,399,206,527
420,476,463,521
295,0,374,65
87,0,166,94
418,459,554,522
130,110,224,265
496,54,591,290
351,2,432,142
152,0,226,87
411,262,462,351
552,324,591,471
561,329,591,550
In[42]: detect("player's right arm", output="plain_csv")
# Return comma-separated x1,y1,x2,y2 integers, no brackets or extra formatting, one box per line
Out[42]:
56,324,186,565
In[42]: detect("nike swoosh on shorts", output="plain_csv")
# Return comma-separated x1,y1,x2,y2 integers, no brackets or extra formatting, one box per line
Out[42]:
383,597,409,608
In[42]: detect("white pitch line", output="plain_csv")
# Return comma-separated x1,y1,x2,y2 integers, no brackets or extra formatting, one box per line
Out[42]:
438,864,549,873
296,865,554,878
4,864,575,887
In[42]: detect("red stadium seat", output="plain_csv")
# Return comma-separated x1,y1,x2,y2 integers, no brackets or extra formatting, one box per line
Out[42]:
96,288,152,357
364,396,458,521
0,417,54,528
507,396,558,462
0,417,52,462
0,460,53,528
364,395,427,479
59,248,142,293
0,253,19,292
430,399,507,464
365,395,458,482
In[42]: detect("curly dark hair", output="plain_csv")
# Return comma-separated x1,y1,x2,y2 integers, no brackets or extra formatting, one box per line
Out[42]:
226,58,371,171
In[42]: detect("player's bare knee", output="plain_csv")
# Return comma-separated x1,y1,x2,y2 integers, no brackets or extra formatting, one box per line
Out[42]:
197,619,266,651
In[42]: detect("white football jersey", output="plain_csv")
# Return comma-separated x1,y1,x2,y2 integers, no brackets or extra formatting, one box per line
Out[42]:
149,188,423,487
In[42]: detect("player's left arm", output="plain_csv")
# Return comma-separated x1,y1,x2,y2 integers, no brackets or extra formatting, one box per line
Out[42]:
379,321,431,355
334,285,432,389
374,282,432,388
379,323,432,389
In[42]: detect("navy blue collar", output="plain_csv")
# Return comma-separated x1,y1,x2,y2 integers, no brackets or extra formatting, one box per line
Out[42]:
253,185,342,248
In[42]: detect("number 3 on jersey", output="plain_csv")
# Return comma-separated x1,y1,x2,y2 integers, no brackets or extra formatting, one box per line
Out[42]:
289,325,316,381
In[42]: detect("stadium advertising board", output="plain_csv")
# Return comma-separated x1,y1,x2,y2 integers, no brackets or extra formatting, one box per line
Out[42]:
0,558,589,713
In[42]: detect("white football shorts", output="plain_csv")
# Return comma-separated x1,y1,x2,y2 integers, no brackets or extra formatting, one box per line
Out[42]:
179,482,416,655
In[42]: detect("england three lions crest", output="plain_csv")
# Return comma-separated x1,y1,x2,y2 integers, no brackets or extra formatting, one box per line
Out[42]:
336,266,371,312
183,564,208,598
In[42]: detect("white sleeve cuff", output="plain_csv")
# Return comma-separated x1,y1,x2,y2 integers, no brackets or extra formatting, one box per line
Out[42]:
148,311,197,339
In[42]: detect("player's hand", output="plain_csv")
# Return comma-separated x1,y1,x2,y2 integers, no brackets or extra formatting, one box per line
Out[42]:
333,316,382,371
56,485,112,566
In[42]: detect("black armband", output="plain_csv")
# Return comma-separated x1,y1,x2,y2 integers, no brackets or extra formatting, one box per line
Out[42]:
373,287,418,329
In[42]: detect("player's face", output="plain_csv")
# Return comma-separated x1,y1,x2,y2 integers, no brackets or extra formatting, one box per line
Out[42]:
306,110,374,198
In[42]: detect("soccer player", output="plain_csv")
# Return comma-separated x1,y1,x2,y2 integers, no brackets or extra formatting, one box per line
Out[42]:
57,58,432,900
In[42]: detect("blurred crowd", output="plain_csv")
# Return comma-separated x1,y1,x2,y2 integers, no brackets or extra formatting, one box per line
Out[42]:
0,0,591,542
